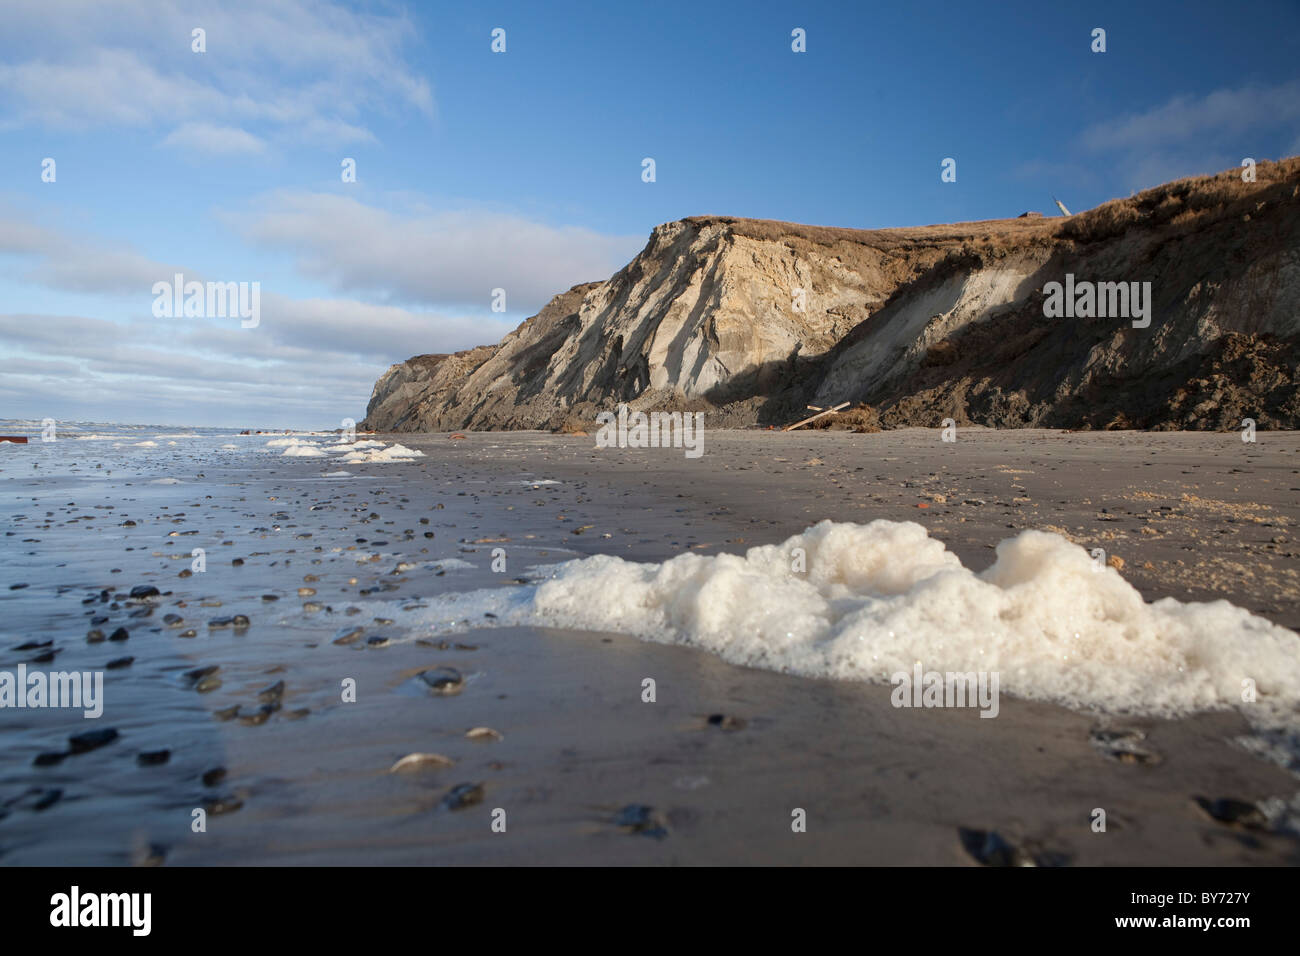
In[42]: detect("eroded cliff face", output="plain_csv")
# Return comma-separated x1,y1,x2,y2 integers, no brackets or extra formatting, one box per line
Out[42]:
364,158,1300,432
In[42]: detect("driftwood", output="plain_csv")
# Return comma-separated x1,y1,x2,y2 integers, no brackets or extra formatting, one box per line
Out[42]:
783,401,849,431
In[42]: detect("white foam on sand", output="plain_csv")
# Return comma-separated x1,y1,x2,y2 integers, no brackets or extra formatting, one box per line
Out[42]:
330,439,385,451
265,437,306,447
131,440,157,447
391,520,1300,721
321,470,351,477
149,478,182,484
282,443,327,457
339,443,424,463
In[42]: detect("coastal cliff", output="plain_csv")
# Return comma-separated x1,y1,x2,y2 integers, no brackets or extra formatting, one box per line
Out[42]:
364,158,1300,432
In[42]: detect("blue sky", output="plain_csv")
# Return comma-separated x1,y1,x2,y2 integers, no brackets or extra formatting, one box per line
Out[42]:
1,0,1297,427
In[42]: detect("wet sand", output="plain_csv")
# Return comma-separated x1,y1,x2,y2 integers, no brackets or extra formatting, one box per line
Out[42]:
2,428,1298,865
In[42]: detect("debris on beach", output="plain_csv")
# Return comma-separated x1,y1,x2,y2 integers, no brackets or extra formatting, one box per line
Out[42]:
390,753,454,773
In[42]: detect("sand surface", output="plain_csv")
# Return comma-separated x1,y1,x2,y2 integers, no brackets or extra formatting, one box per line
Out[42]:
1,428,1298,865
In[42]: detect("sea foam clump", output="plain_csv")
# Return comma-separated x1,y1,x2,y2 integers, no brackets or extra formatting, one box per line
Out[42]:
281,442,326,457
339,443,424,463
397,520,1300,719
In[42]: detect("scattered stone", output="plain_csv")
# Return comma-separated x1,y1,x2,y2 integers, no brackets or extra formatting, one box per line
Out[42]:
706,713,746,731
213,705,241,722
612,804,668,838
33,752,67,767
466,727,502,741
389,753,454,773
1194,796,1268,830
333,625,364,645
201,767,227,787
239,705,275,726
442,782,484,810
1090,728,1161,765
134,843,168,867
137,749,170,766
108,627,129,642
86,629,105,643
106,656,134,669
257,680,285,703
420,667,464,695
129,585,160,599
958,828,1035,867
68,727,119,754
205,795,243,816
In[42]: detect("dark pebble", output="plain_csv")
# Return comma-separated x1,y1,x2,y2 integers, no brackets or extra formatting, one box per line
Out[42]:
68,727,119,754
106,656,134,669
205,795,244,816
1194,797,1268,829
442,782,484,810
239,705,275,726
108,627,129,642
137,749,170,766
201,767,227,787
420,667,464,695
958,828,1035,867
613,804,668,838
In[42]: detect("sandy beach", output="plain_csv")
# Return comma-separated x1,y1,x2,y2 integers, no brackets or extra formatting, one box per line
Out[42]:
3,427,1298,866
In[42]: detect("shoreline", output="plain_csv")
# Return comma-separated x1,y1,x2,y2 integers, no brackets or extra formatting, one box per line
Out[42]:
1,428,1298,865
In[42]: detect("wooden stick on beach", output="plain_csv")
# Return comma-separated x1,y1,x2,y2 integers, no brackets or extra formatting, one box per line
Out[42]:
784,401,849,431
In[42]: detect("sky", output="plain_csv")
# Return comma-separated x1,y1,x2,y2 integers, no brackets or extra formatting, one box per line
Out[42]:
1,0,1297,428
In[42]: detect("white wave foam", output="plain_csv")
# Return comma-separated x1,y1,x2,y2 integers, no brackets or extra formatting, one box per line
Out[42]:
339,443,424,463
390,520,1300,721
282,443,327,457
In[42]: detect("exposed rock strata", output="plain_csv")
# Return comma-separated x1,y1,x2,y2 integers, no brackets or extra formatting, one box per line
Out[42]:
364,158,1300,432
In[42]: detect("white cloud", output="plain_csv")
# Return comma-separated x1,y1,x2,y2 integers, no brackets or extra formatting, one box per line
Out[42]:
230,192,643,312
1076,81,1300,192
0,0,432,148
1082,82,1300,153
161,121,267,155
